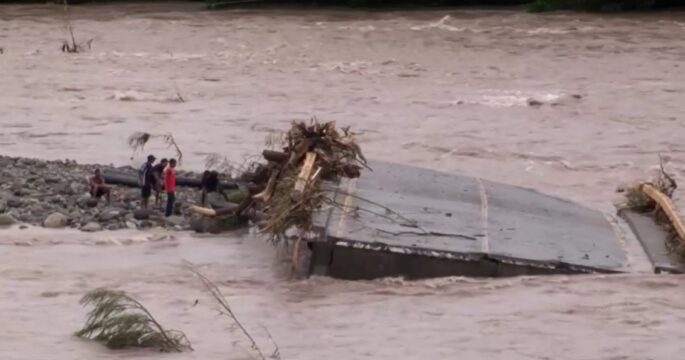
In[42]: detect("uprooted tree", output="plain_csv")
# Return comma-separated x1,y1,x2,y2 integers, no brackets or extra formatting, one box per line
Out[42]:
251,119,368,242
623,155,685,256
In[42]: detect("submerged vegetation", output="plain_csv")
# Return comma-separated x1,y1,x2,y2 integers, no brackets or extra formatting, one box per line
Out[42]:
77,267,280,355
76,289,192,351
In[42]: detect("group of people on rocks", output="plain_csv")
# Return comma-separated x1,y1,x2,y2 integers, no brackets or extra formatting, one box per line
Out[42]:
138,155,177,217
87,154,178,217
86,154,265,233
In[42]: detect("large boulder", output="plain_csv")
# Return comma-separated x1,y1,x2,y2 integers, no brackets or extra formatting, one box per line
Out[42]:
43,212,68,228
0,214,18,227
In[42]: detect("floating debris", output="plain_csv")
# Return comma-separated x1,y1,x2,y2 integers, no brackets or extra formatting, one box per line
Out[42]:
249,119,368,242
623,155,684,256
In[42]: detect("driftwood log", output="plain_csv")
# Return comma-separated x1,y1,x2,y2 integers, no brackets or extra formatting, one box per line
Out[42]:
103,170,202,188
262,150,288,164
189,205,217,217
639,182,685,242
292,152,317,200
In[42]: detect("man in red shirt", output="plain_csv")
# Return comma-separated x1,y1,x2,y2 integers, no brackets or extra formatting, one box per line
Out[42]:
163,158,177,217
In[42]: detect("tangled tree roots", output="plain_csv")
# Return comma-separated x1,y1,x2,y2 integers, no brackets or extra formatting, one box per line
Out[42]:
623,156,678,213
624,155,684,256
76,288,192,351
249,119,368,243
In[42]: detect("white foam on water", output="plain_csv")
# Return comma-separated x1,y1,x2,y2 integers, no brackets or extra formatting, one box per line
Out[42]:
410,15,466,32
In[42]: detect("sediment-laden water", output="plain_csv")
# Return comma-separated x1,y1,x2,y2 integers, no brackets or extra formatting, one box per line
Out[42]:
1,3,685,359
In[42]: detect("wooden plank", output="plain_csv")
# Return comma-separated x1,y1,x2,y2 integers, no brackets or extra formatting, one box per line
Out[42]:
253,169,279,203
293,152,317,196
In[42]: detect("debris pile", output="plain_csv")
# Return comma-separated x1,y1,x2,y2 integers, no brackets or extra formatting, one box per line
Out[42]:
623,157,685,256
245,119,368,242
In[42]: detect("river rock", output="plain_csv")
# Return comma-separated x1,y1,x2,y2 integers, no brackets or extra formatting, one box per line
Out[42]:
70,181,85,194
139,220,154,228
44,212,68,228
81,222,102,232
124,189,140,202
11,184,29,197
106,223,122,231
45,177,60,184
76,194,91,208
27,203,43,216
165,215,185,227
133,208,151,220
6,197,23,208
0,200,6,213
99,209,121,222
56,182,73,195
48,195,67,206
0,214,18,227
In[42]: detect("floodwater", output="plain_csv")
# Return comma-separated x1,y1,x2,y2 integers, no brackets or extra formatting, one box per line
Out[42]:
1,3,685,359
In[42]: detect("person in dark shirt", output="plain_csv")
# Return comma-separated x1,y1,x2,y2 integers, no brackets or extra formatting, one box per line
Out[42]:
138,154,156,209
151,158,168,207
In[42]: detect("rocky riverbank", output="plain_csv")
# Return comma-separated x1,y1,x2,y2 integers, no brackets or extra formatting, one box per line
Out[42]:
0,155,200,232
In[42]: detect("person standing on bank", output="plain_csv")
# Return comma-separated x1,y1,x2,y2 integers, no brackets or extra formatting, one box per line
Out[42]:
151,158,168,207
163,158,177,217
138,154,156,209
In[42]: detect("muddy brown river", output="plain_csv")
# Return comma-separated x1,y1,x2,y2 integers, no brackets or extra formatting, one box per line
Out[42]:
1,3,685,359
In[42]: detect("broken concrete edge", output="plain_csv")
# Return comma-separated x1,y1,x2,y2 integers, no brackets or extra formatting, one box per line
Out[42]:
603,212,655,274
337,239,620,273
618,208,685,274
307,237,621,280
